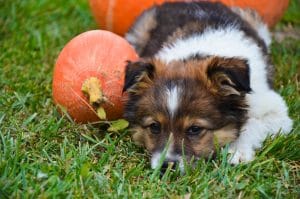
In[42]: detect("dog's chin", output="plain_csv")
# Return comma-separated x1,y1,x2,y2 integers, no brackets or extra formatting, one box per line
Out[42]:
150,152,186,173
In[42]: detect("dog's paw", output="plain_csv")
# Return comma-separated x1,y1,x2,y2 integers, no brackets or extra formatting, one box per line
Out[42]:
228,144,255,165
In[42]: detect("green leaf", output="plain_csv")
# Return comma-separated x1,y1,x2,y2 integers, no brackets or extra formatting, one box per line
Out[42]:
107,119,129,132
22,113,37,126
96,107,106,120
80,163,91,178
0,113,5,126
236,182,248,190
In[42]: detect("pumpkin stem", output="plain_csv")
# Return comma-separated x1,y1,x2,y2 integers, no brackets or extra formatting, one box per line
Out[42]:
81,77,108,119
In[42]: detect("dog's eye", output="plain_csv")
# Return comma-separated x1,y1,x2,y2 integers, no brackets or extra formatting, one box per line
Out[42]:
186,125,203,136
149,122,161,134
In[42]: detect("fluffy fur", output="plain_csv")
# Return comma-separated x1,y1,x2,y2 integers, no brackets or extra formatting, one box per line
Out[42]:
123,2,293,171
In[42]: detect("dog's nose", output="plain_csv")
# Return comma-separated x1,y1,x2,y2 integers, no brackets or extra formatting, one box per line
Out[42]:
160,161,178,175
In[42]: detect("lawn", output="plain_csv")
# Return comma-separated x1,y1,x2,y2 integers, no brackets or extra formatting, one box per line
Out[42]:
0,0,299,198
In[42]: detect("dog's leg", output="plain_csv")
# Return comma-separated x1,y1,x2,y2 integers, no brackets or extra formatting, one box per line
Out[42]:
229,90,293,164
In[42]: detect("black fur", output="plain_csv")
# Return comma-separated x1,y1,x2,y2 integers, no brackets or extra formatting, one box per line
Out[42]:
122,1,273,163
123,61,155,92
128,2,268,58
207,58,251,94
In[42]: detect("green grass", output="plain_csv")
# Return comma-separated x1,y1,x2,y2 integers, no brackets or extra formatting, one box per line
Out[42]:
0,0,299,198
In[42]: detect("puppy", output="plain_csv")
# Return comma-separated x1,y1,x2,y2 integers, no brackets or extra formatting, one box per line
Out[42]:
122,2,293,171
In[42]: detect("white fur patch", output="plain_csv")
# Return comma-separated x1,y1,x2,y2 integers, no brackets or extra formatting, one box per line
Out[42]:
151,151,185,172
256,24,271,48
151,148,175,169
229,91,293,164
151,136,174,169
156,27,269,94
151,152,161,169
166,86,180,117
151,137,181,169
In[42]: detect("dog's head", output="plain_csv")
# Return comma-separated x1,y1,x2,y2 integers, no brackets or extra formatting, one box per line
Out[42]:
123,56,251,171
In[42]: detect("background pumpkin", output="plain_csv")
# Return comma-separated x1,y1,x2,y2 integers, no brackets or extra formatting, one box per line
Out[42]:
89,0,289,36
52,30,138,123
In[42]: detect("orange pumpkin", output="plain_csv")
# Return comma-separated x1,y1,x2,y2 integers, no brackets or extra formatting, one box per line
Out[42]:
89,0,289,36
52,30,138,123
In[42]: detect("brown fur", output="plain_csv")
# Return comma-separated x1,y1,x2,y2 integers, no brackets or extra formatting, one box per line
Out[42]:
230,7,264,33
126,8,157,54
213,125,239,146
191,125,238,157
135,56,250,97
123,2,262,164
191,132,215,157
126,2,268,58
124,56,250,160
165,22,205,45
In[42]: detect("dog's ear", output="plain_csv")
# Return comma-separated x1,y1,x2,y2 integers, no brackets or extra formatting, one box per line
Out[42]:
123,60,155,92
207,57,251,96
